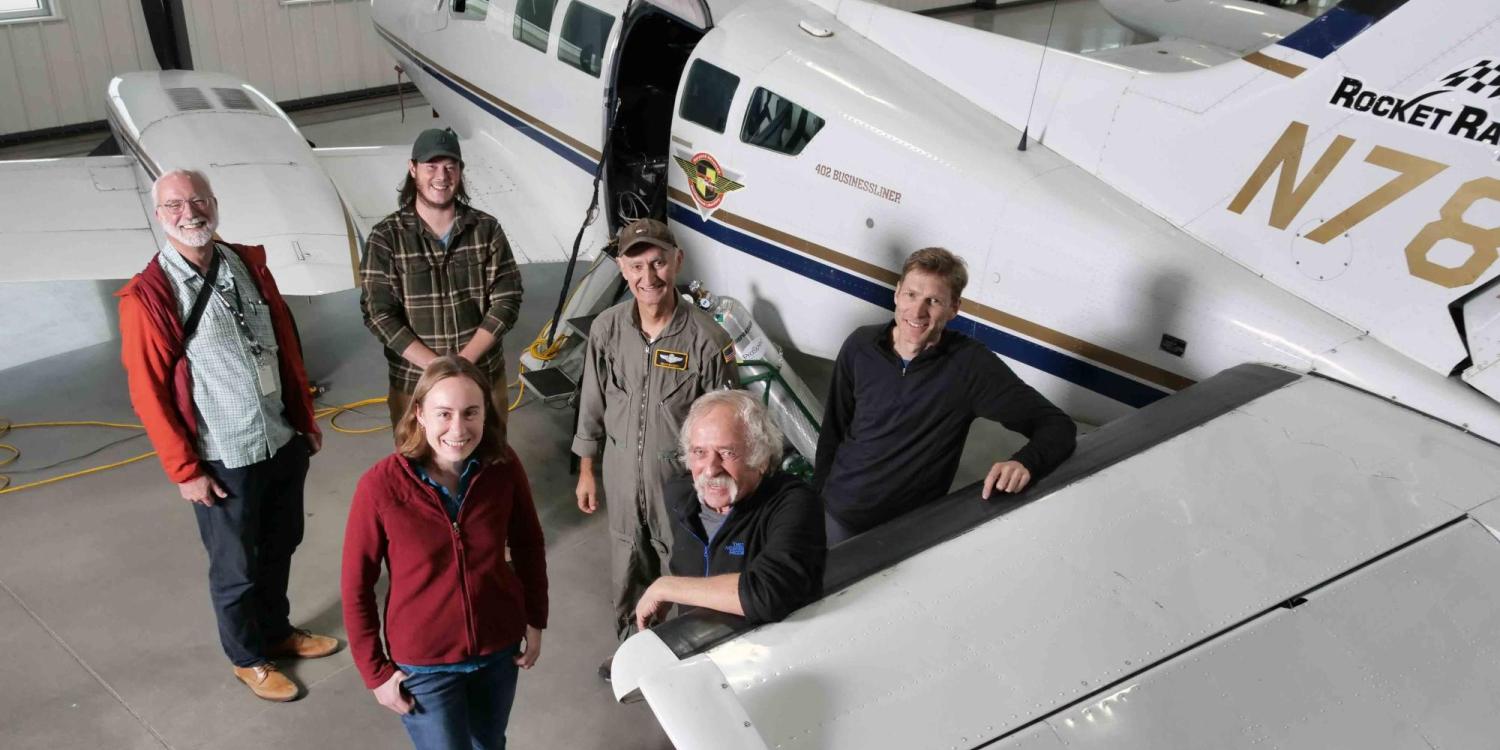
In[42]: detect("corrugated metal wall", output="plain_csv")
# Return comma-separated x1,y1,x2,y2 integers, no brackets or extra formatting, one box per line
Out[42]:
0,0,398,139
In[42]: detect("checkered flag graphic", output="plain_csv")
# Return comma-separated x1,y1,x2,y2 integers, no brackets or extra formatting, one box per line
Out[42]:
1441,59,1500,98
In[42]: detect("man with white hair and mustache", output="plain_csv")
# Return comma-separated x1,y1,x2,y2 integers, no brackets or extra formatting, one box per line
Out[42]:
634,390,825,629
117,169,336,703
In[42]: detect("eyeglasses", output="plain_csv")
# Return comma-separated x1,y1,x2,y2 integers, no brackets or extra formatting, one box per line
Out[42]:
157,196,214,213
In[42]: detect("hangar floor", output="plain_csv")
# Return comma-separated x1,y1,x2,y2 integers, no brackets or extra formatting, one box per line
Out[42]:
0,0,1150,747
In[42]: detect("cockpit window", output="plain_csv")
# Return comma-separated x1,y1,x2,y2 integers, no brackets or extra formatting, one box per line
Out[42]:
740,88,825,156
679,60,740,134
514,0,557,52
558,2,614,78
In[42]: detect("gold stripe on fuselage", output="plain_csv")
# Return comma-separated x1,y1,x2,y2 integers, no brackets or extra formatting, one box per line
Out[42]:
373,24,603,162
667,188,1196,393
1243,51,1306,79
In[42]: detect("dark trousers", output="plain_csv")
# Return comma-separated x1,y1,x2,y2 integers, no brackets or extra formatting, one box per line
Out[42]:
399,647,521,750
193,435,310,668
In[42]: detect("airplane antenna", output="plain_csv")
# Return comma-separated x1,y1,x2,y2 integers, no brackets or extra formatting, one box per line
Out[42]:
1018,0,1060,151
545,0,635,349
544,98,619,348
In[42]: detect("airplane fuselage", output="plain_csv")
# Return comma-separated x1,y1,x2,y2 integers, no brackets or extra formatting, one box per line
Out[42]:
369,0,1500,437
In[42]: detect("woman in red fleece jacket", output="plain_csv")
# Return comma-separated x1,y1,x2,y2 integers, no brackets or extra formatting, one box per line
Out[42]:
342,356,547,750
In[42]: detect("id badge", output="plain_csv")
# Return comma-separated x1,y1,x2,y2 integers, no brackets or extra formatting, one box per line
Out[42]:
256,357,278,397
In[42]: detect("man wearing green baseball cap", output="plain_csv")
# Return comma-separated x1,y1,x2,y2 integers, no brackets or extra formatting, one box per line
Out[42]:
359,128,523,433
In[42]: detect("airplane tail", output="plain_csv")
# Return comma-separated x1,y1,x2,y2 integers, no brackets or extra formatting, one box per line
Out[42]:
818,0,1500,404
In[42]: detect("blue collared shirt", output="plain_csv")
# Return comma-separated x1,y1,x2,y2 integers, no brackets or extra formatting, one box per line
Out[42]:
158,246,295,467
412,457,481,522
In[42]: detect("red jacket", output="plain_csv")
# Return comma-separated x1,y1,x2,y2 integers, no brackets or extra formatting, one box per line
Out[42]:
116,244,320,483
342,449,549,689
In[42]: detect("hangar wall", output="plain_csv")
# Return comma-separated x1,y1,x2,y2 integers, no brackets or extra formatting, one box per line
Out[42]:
0,0,397,140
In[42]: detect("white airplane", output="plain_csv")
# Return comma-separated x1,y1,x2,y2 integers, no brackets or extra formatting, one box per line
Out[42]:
5,0,1500,745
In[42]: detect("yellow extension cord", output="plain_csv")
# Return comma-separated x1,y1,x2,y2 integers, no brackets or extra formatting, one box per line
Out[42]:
0,256,605,496
0,387,517,495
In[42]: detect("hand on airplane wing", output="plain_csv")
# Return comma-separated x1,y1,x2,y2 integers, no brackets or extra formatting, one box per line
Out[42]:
635,579,673,632
982,460,1031,499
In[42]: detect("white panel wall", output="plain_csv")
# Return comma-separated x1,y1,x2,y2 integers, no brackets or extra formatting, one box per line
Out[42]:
0,0,156,135
0,0,398,138
180,0,395,104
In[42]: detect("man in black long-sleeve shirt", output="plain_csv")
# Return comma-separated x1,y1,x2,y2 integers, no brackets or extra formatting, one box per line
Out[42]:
814,247,1076,545
636,390,825,629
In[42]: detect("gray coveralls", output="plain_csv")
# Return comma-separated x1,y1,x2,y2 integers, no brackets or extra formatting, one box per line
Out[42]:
572,298,738,640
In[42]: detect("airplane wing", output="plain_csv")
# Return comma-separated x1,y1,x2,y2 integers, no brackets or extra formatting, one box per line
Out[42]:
613,364,1500,748
316,135,574,265
0,126,578,292
1084,38,1239,73
0,155,161,283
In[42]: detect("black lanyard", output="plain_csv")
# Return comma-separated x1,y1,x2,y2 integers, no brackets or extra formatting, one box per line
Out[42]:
196,245,264,358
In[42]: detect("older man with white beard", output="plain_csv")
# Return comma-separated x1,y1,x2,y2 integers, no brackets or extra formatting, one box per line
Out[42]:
117,169,337,703
634,390,825,630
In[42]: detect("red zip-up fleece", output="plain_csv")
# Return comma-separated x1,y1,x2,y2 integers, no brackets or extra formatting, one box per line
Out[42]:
342,448,549,689
116,244,320,484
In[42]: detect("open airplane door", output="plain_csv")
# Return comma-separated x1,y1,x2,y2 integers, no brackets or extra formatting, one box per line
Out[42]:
601,0,727,232
639,0,715,31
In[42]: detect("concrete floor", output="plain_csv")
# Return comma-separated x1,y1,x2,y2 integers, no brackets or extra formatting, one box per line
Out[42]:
0,95,682,749
0,262,681,750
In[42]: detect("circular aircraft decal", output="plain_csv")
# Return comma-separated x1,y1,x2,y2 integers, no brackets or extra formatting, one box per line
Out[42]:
674,151,744,211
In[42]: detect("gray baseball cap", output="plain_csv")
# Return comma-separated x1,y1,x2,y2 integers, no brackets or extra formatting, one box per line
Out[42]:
618,218,681,256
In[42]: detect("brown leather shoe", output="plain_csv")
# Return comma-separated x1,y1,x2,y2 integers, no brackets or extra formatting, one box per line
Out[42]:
267,629,340,659
233,663,299,702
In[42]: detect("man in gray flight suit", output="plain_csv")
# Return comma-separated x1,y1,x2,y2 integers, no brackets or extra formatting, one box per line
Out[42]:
574,218,738,677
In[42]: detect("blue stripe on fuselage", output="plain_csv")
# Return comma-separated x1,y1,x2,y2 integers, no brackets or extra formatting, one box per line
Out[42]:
379,30,598,174
1276,5,1377,59
381,28,1174,410
668,203,1172,409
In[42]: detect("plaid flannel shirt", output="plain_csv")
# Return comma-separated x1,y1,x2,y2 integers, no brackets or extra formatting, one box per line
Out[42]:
360,202,522,390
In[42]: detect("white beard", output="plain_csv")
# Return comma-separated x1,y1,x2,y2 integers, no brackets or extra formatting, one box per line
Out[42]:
164,215,217,248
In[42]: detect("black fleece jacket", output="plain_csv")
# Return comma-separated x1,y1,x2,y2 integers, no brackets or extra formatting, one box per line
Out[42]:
666,471,826,624
814,323,1077,533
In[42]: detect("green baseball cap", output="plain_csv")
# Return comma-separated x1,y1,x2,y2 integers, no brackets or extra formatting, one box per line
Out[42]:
412,128,462,163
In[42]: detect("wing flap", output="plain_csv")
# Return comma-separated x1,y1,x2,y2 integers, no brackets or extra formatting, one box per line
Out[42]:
1084,38,1239,72
0,156,161,282
1001,518,1500,749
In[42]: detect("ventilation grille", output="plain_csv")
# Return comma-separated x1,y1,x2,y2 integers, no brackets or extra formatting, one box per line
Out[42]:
213,87,259,111
165,87,213,112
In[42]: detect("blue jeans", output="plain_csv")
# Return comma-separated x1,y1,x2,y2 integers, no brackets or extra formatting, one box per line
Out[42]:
399,649,520,750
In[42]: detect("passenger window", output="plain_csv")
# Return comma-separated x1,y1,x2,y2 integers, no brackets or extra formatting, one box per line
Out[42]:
557,2,614,78
740,88,825,156
513,0,556,52
679,60,740,134
452,0,489,21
